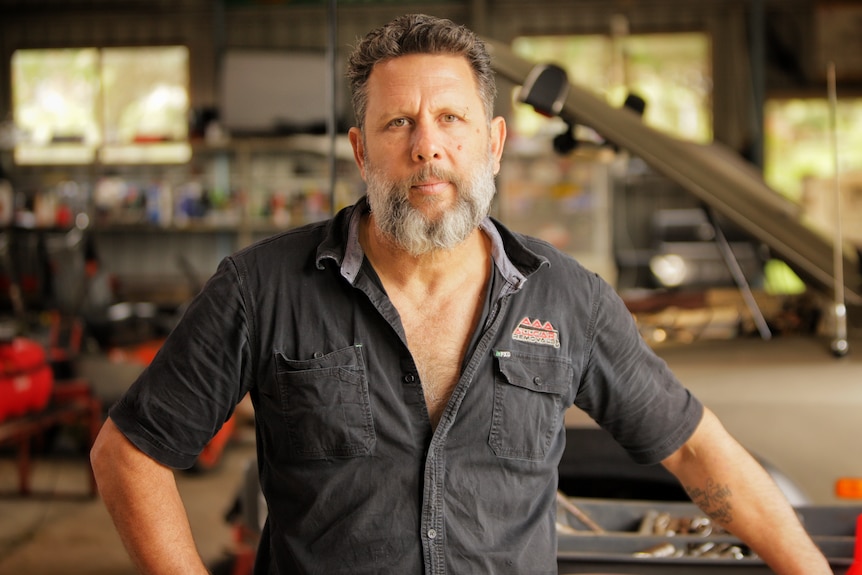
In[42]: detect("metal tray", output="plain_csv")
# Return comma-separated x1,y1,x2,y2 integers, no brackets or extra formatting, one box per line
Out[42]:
556,497,861,574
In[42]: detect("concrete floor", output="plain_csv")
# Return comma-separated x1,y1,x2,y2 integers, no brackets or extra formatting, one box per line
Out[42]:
0,423,257,575
0,334,860,574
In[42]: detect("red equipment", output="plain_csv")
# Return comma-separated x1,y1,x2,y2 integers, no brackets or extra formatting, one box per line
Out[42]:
0,337,54,422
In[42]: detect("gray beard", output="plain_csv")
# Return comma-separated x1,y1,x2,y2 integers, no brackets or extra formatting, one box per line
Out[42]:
365,158,497,257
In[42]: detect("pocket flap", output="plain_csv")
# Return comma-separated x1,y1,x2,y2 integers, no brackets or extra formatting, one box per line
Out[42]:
496,352,572,395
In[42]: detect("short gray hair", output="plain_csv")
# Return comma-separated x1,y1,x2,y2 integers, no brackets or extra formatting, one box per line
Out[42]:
347,14,497,129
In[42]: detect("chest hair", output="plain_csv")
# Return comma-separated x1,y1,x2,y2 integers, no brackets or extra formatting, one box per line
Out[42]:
392,279,485,428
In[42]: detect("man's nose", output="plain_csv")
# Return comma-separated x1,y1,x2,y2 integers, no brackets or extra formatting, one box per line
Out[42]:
411,123,442,162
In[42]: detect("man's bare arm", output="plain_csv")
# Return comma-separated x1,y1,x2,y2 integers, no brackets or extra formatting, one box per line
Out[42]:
662,407,831,575
90,417,209,575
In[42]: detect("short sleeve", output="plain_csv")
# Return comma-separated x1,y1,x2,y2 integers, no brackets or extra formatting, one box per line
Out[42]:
109,257,253,469
574,279,703,464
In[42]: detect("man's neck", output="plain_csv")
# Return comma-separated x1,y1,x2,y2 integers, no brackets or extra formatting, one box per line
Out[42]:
360,213,490,297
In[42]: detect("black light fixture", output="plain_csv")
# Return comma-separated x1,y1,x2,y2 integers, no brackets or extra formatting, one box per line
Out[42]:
517,63,569,118
552,122,579,155
518,62,648,156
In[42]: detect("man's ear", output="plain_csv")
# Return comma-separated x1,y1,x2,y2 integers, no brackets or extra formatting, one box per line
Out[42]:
348,127,367,180
490,116,507,175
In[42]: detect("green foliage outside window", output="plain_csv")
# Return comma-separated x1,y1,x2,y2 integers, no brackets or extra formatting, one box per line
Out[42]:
12,46,190,164
511,33,712,144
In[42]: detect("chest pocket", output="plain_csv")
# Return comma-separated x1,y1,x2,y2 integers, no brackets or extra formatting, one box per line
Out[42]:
275,344,375,459
490,352,572,461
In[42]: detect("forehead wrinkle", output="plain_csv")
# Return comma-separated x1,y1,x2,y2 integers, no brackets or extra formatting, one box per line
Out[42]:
366,55,480,119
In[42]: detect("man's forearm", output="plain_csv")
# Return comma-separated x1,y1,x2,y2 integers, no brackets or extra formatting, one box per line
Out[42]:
91,417,209,575
663,408,832,575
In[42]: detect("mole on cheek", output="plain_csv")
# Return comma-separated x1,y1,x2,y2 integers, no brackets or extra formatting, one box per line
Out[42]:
458,145,463,151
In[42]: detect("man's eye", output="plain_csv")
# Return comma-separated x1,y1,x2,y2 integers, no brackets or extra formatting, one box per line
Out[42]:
389,118,409,128
442,114,459,123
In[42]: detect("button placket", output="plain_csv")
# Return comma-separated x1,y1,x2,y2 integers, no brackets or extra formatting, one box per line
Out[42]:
423,443,447,572
419,282,511,573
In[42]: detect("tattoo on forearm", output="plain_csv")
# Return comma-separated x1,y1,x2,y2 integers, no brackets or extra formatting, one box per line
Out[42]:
684,479,734,526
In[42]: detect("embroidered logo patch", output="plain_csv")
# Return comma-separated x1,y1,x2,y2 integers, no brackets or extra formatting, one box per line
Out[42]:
512,317,560,348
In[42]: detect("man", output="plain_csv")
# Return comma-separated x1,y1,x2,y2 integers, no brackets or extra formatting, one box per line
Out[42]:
91,13,831,575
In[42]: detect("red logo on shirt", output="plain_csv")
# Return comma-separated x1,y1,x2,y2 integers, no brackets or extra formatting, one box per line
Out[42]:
511,317,560,348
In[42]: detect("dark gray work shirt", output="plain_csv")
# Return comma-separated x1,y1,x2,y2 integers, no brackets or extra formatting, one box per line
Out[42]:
110,197,703,575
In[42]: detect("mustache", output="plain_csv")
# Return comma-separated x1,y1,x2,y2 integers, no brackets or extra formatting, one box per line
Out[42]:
403,165,459,189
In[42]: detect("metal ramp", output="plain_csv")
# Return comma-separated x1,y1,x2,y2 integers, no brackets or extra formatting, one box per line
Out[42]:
486,39,862,311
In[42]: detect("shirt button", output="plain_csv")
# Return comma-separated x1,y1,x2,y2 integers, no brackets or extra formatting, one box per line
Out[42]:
427,528,437,540
533,376,543,386
404,373,415,383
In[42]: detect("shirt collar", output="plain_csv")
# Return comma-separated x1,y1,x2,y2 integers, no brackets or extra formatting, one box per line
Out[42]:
316,196,547,289
480,218,532,290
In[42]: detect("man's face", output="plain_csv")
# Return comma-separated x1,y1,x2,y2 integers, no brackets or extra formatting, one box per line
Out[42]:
348,54,506,256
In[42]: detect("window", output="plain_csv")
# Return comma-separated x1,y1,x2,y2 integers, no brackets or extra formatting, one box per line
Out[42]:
12,46,190,165
764,97,862,202
12,48,101,163
763,97,862,258
510,33,712,144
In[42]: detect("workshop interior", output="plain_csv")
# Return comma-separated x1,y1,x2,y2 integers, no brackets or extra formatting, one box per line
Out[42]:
1,1,862,574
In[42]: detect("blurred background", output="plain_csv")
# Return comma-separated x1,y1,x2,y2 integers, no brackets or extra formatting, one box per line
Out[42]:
1,1,861,573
